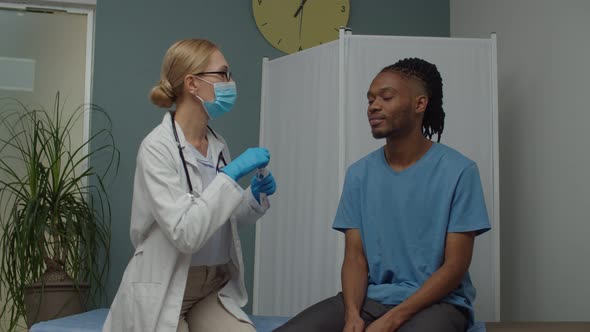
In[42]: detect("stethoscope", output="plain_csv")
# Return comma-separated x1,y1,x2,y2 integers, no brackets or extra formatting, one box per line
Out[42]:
169,111,227,194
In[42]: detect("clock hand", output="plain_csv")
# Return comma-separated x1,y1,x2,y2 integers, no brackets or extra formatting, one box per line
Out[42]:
293,0,308,17
298,4,304,40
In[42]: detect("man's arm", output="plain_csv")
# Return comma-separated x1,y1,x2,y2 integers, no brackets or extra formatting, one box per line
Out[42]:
369,231,476,331
342,229,369,330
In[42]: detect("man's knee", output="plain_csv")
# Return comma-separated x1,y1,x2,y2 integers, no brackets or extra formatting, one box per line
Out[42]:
273,294,346,332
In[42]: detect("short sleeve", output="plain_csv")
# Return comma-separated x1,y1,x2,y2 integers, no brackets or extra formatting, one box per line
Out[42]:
448,163,491,235
332,167,362,232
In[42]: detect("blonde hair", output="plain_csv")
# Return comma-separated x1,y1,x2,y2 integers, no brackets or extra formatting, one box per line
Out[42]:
149,39,218,108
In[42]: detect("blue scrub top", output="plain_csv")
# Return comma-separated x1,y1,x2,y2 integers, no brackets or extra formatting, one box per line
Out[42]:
333,143,491,325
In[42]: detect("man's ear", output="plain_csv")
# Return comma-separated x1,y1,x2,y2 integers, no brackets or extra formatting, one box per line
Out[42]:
184,75,200,95
415,95,428,115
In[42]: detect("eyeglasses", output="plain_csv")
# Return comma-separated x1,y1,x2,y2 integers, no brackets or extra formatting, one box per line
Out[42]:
195,71,232,82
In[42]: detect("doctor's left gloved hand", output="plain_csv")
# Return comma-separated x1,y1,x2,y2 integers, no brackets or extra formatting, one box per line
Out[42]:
251,172,276,204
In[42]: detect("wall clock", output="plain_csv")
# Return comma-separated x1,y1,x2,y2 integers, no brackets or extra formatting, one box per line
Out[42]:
253,0,350,54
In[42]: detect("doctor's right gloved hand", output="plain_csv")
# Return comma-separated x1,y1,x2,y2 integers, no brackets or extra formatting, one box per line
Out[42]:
251,171,276,203
221,147,270,182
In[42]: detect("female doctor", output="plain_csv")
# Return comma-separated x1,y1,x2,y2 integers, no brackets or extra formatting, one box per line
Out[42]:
103,39,276,332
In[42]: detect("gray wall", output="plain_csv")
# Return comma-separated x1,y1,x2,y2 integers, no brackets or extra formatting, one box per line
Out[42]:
92,0,449,314
451,0,590,321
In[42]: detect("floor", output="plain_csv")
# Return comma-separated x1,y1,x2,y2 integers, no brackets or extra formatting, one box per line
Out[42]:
486,322,590,332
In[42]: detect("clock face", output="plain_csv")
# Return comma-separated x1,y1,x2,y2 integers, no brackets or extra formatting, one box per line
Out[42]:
253,0,350,54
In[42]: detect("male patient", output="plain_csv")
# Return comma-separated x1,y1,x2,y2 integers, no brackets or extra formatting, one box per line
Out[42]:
275,58,490,332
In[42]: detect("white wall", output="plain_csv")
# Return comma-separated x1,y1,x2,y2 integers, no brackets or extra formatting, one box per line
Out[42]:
0,8,87,110
451,0,590,321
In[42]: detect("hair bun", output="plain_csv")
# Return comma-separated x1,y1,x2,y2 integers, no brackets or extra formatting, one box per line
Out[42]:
149,80,175,108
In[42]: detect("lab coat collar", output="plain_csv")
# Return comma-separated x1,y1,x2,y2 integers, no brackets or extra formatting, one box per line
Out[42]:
162,112,226,162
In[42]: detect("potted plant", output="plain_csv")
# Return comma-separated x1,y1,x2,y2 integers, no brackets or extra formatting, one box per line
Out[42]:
0,93,118,330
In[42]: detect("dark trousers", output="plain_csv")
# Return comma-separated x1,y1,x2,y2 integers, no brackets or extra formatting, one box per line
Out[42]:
273,293,468,332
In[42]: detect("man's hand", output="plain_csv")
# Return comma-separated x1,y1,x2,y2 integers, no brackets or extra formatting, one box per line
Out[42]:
366,308,409,332
343,314,365,332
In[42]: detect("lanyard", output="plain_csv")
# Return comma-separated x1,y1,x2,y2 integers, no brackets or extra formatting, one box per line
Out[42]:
169,111,227,194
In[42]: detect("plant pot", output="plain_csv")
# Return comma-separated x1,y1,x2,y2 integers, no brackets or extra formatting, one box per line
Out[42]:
23,278,89,328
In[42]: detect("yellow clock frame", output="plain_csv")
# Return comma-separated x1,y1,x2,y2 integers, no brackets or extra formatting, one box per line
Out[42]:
253,0,350,54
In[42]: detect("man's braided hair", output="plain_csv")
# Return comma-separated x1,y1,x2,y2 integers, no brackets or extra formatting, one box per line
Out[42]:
380,58,445,142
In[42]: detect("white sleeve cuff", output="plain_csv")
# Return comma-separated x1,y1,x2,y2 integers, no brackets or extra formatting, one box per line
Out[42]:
217,172,244,194
246,186,269,213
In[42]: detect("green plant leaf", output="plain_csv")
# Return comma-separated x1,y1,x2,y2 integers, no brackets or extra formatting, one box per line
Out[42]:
0,93,119,330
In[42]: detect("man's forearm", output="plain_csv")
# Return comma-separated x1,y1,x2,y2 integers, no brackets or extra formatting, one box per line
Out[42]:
341,255,368,319
384,262,467,322
390,231,475,322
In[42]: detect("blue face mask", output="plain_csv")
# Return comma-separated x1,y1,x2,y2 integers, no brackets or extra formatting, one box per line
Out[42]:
194,76,237,119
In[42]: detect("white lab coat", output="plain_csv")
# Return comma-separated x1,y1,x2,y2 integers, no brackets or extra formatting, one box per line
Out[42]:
103,112,267,332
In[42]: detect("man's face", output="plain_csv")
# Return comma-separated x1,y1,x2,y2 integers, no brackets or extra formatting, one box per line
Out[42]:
366,71,426,139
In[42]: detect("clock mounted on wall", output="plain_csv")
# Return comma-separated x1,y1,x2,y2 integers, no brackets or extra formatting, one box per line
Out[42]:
252,0,350,54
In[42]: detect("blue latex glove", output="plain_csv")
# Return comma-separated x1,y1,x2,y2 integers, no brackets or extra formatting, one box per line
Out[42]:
221,147,270,181
251,171,276,203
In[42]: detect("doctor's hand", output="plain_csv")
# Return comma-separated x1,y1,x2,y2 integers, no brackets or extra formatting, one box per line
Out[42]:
221,148,270,181
251,171,276,203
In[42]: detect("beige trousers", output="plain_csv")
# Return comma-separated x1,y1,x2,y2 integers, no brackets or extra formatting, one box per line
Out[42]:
177,264,255,332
